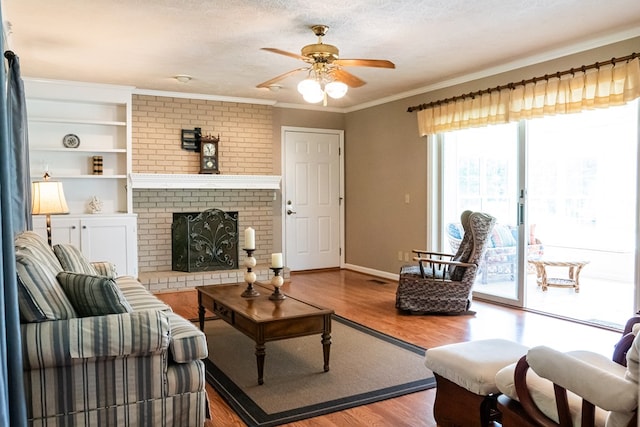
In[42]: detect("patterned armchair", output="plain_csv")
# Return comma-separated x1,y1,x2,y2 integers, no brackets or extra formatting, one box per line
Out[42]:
396,211,496,314
447,222,544,284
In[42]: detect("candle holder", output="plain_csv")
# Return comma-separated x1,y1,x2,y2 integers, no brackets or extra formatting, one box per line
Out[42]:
241,248,260,298
269,267,286,300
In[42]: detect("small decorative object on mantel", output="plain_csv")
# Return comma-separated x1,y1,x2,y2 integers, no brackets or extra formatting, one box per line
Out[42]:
199,133,220,174
181,127,201,152
88,195,103,214
62,133,80,148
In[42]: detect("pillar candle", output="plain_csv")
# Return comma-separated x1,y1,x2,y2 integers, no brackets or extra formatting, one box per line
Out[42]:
271,252,283,268
244,227,255,249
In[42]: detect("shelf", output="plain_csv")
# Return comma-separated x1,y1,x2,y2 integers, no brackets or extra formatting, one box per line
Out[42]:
30,117,127,126
129,173,281,190
31,148,127,153
31,175,127,180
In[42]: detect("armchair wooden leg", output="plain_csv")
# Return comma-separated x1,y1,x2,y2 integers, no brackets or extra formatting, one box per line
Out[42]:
432,374,501,427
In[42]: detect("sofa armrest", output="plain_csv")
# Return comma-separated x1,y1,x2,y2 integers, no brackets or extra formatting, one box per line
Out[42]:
21,310,170,369
90,261,118,278
165,312,208,363
526,346,637,412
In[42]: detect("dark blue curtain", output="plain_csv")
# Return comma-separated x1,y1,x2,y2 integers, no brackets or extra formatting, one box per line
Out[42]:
0,14,29,427
6,50,31,232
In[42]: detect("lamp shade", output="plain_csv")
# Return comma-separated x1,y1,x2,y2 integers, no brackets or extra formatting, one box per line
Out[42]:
32,181,69,215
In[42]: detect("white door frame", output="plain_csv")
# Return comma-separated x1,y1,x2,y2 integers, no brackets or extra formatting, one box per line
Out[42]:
280,126,345,269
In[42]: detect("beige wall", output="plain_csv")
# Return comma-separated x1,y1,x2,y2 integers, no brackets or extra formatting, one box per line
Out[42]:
343,98,428,274
342,36,640,275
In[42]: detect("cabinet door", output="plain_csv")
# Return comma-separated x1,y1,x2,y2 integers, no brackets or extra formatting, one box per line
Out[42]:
32,215,81,247
80,216,138,277
32,214,138,277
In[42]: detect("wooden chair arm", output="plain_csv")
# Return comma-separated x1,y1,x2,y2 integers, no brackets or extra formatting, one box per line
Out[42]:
513,356,560,427
413,257,475,268
412,249,455,258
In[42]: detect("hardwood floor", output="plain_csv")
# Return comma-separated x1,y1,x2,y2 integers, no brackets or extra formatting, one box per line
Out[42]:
156,269,623,427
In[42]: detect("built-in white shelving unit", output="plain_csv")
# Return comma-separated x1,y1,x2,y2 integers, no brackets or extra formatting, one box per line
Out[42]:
25,78,134,214
25,79,138,275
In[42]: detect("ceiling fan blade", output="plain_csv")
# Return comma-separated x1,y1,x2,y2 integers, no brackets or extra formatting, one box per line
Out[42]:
261,48,308,61
333,69,366,88
256,67,309,88
334,59,395,69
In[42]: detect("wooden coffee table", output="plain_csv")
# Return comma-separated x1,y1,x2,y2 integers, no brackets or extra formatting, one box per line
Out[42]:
196,283,334,385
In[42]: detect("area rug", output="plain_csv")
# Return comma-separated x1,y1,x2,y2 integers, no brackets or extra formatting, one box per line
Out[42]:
202,315,435,426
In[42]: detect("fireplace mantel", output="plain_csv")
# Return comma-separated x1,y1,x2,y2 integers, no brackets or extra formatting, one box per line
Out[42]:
129,173,281,190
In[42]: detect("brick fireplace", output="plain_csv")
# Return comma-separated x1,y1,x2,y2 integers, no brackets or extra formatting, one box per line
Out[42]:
133,187,277,291
130,94,282,292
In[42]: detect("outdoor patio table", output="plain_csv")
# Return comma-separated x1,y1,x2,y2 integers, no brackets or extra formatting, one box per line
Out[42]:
528,259,590,293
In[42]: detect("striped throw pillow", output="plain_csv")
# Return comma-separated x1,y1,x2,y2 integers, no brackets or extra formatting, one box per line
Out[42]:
16,254,78,322
53,244,99,275
57,272,133,317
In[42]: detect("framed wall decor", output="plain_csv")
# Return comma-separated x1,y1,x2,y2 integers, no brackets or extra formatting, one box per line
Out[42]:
181,127,201,152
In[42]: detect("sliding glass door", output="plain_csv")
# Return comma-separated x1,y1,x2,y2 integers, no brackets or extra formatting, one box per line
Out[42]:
441,122,523,304
525,103,638,327
439,100,639,328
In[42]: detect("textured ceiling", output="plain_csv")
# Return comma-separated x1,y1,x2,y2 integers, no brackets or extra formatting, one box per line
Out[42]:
3,0,640,109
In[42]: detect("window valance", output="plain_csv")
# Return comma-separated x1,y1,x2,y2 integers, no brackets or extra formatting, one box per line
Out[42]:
411,55,640,136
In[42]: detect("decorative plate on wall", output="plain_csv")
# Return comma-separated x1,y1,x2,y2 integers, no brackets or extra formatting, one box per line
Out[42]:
62,133,80,148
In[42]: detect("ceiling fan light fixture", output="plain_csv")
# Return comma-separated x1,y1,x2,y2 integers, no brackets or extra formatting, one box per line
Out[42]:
325,81,348,99
297,78,320,95
302,88,324,104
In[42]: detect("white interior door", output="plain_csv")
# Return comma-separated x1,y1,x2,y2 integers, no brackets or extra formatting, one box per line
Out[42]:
283,128,343,271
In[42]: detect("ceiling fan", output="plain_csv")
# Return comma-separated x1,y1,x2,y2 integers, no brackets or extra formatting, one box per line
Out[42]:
257,25,395,104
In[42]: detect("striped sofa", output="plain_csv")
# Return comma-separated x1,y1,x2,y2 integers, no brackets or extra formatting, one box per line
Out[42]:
14,231,209,426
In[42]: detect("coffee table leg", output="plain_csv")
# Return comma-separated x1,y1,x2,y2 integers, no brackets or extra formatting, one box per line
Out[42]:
198,295,205,331
322,331,331,372
255,343,266,385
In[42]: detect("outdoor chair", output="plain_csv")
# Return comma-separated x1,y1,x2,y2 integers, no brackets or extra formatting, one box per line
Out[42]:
447,222,544,284
396,211,496,314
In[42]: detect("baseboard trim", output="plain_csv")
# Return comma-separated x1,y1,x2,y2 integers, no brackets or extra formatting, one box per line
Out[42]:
342,263,399,281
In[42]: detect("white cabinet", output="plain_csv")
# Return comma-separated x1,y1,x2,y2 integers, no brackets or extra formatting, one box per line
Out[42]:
24,79,134,214
33,214,138,277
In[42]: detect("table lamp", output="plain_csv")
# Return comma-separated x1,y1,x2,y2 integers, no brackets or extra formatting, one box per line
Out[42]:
31,172,69,247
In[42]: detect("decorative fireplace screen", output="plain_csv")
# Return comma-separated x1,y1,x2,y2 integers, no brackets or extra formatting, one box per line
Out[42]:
172,208,239,272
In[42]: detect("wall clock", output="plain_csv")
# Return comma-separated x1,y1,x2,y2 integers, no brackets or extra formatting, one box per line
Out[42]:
200,137,220,174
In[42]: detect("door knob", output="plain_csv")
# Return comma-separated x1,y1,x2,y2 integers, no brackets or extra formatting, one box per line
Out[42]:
286,209,297,215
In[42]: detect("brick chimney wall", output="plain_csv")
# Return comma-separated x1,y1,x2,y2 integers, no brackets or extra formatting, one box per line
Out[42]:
131,95,276,273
